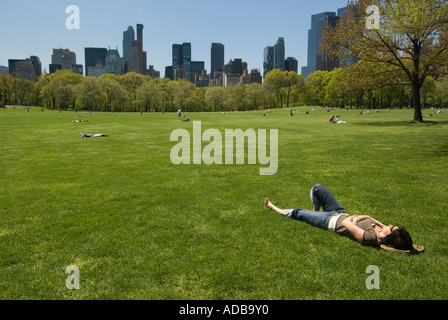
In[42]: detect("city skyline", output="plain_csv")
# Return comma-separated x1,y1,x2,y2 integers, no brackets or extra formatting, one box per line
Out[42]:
0,0,349,77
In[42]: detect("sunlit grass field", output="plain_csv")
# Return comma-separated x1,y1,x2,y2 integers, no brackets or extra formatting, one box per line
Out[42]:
1,106,447,300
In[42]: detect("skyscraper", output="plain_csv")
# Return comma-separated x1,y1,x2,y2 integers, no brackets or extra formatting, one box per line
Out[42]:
124,24,147,75
52,49,77,67
105,48,123,76
50,48,82,74
263,46,274,78
264,37,285,78
302,8,346,78
274,37,285,71
172,43,192,82
285,57,298,73
211,43,224,79
123,26,135,74
8,56,41,81
85,47,108,77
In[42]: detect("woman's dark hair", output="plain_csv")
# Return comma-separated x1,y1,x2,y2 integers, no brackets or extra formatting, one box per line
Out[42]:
384,226,413,250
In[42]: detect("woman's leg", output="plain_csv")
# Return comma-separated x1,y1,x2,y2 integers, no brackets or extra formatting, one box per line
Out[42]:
265,198,334,230
265,198,284,214
310,184,346,213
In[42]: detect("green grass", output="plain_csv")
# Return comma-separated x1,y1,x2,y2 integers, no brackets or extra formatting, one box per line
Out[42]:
1,106,448,300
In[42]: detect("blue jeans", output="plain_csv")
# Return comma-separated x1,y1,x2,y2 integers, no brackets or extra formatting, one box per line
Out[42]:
281,184,347,230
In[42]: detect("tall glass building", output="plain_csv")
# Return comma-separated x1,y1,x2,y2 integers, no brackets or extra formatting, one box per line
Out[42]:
123,26,135,74
301,8,347,78
211,43,224,79
263,46,274,78
172,43,192,82
85,47,108,76
274,37,285,71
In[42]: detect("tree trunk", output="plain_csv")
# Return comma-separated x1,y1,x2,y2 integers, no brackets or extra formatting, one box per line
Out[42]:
412,80,423,122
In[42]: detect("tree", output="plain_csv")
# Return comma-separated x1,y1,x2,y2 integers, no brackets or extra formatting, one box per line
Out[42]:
136,80,164,112
101,78,128,112
159,80,177,112
304,70,331,106
433,76,448,106
245,83,269,110
118,72,150,111
205,86,225,112
38,70,83,109
264,70,302,109
323,0,448,121
75,77,105,111
0,74,14,106
173,80,196,112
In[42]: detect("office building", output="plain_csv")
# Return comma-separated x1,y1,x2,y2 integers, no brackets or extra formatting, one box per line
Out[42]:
316,15,340,72
50,48,82,75
123,24,147,75
191,61,205,84
194,70,210,88
223,59,246,76
52,49,76,67
8,56,41,80
105,48,123,76
172,43,192,82
264,46,274,78
264,37,286,78
30,56,42,78
302,8,347,78
165,66,174,80
88,62,107,78
211,43,224,79
85,47,108,76
123,26,135,74
274,37,285,71
0,66,8,74
148,65,160,79
285,57,298,73
250,69,263,84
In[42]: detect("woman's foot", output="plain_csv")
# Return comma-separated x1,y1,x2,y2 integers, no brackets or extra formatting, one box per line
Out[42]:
265,198,272,209
264,198,285,214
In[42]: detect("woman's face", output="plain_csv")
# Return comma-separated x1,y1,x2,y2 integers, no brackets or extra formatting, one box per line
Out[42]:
378,225,397,240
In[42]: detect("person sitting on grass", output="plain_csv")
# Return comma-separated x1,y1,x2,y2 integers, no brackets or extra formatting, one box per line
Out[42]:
80,132,108,138
264,184,424,255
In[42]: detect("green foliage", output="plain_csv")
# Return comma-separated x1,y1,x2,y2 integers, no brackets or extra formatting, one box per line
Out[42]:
323,0,448,121
264,69,305,108
2,65,448,113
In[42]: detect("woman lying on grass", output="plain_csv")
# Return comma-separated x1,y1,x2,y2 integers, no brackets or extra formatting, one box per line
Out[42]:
265,184,424,255
80,132,108,138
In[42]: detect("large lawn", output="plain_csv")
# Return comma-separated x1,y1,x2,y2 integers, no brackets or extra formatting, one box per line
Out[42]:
1,106,447,300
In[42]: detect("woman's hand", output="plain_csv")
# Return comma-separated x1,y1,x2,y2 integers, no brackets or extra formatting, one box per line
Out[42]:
353,215,371,225
342,215,365,243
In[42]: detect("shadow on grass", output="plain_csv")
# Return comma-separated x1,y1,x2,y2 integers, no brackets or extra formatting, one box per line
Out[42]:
354,120,448,127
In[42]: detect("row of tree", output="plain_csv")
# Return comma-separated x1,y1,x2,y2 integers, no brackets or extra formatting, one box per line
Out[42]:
1,67,448,114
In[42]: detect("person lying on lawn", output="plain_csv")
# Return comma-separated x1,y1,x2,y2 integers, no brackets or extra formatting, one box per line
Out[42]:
80,132,108,138
264,184,423,255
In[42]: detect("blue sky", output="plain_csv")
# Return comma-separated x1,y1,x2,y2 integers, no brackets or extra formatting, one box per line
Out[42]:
0,0,349,75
